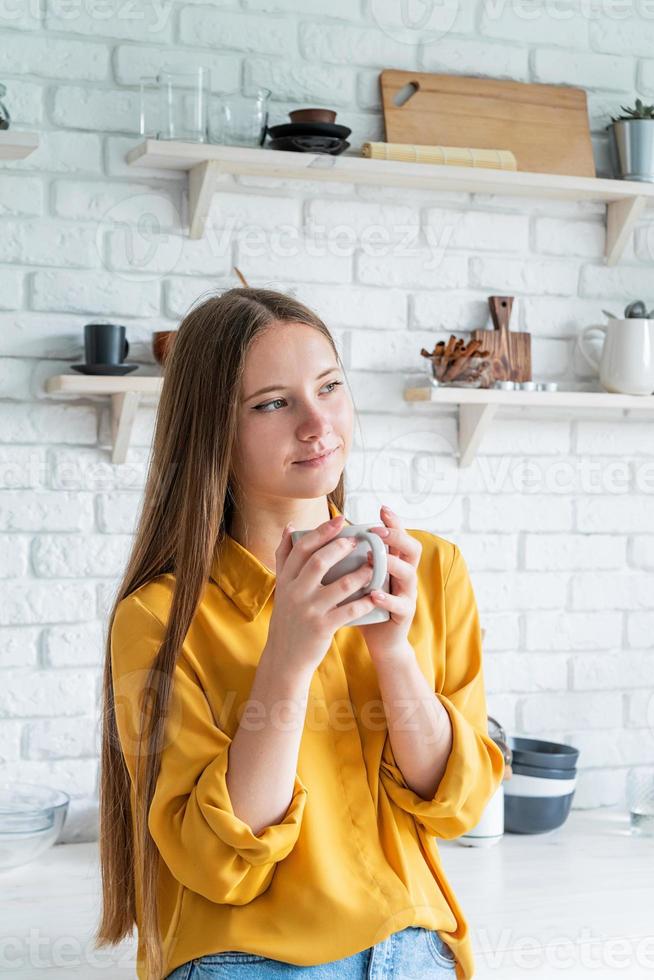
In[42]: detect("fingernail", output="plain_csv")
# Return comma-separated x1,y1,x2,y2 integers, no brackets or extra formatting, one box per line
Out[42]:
329,515,344,526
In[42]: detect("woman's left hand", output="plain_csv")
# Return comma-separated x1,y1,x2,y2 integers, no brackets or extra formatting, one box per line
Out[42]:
355,505,422,664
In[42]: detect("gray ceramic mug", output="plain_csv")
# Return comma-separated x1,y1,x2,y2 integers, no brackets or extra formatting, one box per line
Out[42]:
290,523,390,626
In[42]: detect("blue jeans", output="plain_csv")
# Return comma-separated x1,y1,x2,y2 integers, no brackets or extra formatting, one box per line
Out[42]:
165,926,457,978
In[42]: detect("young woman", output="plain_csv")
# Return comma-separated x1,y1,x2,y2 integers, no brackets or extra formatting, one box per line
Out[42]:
95,287,504,980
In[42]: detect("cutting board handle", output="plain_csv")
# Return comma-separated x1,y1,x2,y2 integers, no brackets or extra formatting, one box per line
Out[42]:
488,296,514,336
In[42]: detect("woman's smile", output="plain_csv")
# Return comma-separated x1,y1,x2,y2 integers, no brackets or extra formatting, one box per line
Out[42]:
293,445,340,468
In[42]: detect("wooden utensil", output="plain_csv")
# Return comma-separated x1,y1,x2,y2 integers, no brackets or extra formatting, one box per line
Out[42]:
234,266,250,287
471,297,532,382
380,70,595,177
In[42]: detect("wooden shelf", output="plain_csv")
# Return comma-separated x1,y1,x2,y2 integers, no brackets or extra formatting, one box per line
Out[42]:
404,382,654,467
45,374,162,464
126,139,654,260
44,370,654,467
0,131,40,160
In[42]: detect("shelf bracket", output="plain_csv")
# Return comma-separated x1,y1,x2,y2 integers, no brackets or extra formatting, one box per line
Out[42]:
459,403,498,467
188,160,221,239
605,194,647,265
111,391,141,464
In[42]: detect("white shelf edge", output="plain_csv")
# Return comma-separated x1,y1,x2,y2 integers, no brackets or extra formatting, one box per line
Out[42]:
404,385,654,409
43,372,654,467
45,374,163,396
0,131,40,160
44,374,163,464
404,383,654,467
125,139,654,259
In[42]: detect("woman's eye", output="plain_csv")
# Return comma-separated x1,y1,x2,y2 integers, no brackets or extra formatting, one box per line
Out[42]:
254,380,343,413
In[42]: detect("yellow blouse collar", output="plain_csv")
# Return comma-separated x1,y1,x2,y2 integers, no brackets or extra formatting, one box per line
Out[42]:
210,499,343,622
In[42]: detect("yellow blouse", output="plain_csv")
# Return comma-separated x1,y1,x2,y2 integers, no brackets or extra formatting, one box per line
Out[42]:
111,499,505,980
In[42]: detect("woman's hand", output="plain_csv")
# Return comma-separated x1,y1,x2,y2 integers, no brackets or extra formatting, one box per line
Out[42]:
267,514,382,678
356,504,422,665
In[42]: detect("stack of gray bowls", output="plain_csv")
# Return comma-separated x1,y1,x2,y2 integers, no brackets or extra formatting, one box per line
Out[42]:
504,736,579,834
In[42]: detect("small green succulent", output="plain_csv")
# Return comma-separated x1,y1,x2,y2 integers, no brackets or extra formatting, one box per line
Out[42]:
610,98,654,122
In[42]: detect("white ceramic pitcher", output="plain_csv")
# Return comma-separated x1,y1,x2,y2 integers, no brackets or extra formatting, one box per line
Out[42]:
577,318,654,395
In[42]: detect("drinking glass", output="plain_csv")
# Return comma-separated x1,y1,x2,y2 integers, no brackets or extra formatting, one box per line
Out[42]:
209,87,271,147
626,766,654,836
139,67,210,143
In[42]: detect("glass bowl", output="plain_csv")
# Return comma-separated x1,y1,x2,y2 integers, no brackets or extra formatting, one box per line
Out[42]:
209,87,271,147
0,782,70,871
428,354,494,388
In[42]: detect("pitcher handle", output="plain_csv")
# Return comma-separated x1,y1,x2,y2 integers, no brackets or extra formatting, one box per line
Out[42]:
577,324,606,372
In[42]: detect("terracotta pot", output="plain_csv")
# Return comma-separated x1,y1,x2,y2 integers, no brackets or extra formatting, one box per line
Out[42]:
153,331,177,366
288,108,337,124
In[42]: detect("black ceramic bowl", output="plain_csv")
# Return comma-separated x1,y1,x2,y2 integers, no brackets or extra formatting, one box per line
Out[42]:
267,135,350,156
267,121,351,140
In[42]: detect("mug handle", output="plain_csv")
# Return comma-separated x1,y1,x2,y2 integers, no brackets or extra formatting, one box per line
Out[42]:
123,338,130,359
356,531,387,593
577,325,605,371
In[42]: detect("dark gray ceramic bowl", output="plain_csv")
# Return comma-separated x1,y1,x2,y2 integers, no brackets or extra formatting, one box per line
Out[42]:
504,766,576,835
509,735,579,770
511,761,576,780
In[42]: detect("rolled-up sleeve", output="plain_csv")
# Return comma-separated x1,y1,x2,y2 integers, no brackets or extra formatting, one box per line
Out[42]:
111,594,308,904
379,540,505,840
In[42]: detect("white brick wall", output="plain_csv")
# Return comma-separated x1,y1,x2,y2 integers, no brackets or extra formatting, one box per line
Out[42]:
1,0,653,841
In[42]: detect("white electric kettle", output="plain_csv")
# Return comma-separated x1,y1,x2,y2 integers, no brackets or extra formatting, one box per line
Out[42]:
577,318,654,395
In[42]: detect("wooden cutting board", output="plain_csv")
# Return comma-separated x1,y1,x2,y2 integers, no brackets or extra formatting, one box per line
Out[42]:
472,296,532,383
380,70,595,177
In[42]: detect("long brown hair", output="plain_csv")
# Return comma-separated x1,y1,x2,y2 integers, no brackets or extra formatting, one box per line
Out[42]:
94,287,349,980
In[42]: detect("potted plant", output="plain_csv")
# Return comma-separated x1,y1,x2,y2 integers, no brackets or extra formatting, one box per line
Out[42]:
607,98,654,182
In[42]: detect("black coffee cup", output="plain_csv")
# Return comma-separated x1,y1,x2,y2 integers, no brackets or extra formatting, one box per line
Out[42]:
84,322,129,365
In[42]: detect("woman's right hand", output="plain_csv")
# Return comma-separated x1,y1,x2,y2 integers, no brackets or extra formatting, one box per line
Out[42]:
266,514,376,676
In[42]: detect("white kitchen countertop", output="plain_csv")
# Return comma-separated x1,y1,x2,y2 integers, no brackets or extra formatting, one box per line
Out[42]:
1,805,652,979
